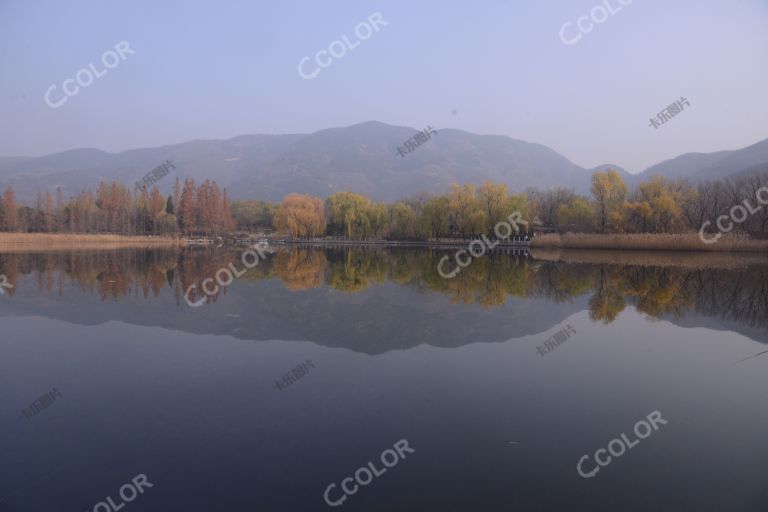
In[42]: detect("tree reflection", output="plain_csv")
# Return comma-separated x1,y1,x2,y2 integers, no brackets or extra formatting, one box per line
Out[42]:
273,249,326,291
1,247,767,330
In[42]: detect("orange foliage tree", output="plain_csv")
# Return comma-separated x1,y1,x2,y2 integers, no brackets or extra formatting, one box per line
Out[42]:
274,194,325,239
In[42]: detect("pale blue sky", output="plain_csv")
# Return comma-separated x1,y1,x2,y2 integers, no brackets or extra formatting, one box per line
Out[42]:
1,0,767,171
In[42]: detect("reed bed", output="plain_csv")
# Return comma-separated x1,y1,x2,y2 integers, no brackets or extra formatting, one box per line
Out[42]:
0,233,183,252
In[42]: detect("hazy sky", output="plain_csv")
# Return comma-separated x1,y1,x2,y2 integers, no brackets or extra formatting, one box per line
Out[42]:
1,0,767,172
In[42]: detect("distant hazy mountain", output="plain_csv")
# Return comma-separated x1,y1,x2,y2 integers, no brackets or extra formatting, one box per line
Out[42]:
0,121,765,203
637,137,768,182
228,121,597,201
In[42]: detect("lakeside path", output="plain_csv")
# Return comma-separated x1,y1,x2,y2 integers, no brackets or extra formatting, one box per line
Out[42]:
267,233,768,253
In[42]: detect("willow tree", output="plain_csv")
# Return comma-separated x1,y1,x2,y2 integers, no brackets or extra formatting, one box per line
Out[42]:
478,182,509,234
274,193,325,239
419,196,450,239
326,192,374,239
389,202,418,239
448,184,480,237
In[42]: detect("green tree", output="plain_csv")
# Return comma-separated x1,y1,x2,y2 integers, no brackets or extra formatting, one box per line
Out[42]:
326,192,374,239
448,184,479,237
389,202,418,239
165,194,175,215
419,196,450,239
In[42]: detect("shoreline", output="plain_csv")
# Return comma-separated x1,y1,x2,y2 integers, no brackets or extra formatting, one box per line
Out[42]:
269,233,768,254
529,233,768,253
1,232,767,254
273,239,530,250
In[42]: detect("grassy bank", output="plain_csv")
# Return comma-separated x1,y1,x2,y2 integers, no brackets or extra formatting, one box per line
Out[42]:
530,233,768,253
0,233,183,252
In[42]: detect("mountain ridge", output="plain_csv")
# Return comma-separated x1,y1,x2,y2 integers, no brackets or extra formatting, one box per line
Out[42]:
1,121,765,203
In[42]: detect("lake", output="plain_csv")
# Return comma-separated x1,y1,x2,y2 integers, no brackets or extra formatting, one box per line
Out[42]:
2,247,768,511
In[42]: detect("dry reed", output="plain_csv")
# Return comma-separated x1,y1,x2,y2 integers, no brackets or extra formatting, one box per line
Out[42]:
0,233,183,252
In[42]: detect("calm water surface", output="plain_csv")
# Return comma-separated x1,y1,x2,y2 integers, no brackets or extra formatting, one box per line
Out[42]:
2,247,768,511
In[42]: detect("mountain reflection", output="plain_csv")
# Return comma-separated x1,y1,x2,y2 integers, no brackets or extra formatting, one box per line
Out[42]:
1,247,767,340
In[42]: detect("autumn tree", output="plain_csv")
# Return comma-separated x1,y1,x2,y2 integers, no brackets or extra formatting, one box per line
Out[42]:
195,180,216,235
2,186,17,231
274,194,325,239
221,189,235,232
624,176,686,233
95,181,133,233
591,169,627,233
178,178,197,235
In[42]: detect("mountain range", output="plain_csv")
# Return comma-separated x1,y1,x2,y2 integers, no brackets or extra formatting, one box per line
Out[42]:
1,121,767,203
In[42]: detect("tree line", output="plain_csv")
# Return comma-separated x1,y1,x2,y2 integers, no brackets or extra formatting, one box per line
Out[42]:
1,168,766,239
0,178,234,236
255,168,768,239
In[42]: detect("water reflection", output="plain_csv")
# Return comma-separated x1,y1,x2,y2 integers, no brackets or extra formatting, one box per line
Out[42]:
3,248,768,512
1,247,767,350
